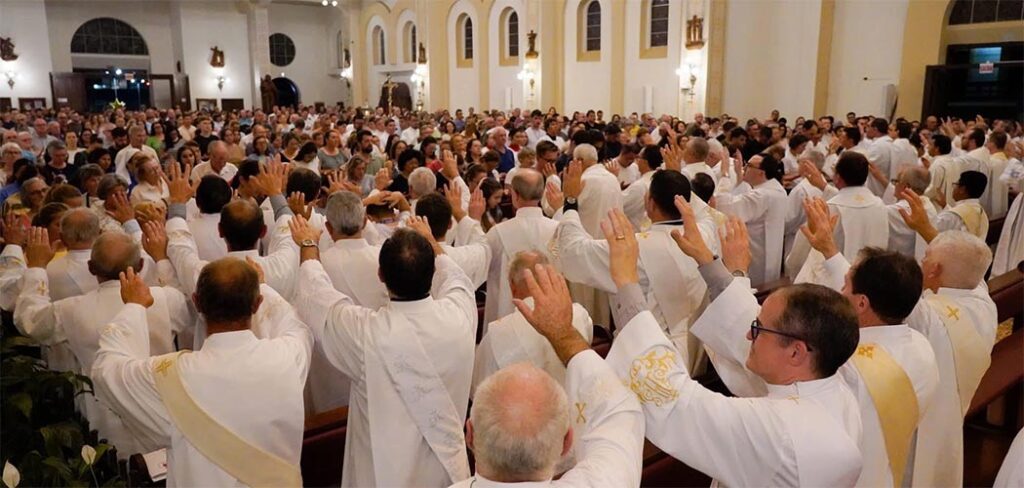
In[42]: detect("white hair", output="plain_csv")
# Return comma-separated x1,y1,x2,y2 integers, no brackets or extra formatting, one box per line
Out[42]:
325,191,365,236
929,230,992,288
1,142,21,155
409,166,437,199
471,363,569,480
573,143,598,163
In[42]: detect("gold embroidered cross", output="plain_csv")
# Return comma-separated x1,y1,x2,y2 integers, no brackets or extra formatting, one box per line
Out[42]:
36,281,47,296
945,306,960,320
154,359,173,376
575,402,587,424
854,195,865,203
856,345,875,359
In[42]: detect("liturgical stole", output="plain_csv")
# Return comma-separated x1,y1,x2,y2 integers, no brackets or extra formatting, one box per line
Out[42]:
950,202,989,240
924,294,992,414
850,343,920,487
151,351,303,487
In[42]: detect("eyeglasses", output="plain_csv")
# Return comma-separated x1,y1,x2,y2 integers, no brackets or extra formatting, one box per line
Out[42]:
750,318,813,351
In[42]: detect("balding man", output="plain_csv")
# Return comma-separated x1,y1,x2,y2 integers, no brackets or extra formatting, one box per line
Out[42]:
15,230,194,459
113,125,158,183
484,169,560,324
191,141,238,183
886,167,937,259
680,137,715,183
473,250,593,395
93,258,312,486
46,208,101,300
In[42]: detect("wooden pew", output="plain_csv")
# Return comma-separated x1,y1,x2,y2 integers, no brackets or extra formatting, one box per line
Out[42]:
301,407,349,487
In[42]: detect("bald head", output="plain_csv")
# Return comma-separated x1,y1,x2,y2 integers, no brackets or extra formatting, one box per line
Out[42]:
60,208,100,250
208,141,229,169
89,232,142,281
470,363,570,481
195,258,262,326
508,250,549,300
510,168,544,205
897,167,931,195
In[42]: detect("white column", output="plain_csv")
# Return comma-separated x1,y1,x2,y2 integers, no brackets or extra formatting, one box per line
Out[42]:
247,0,273,104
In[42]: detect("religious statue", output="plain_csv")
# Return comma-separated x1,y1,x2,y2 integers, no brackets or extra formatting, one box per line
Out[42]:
260,75,278,112
418,43,427,64
525,30,538,59
378,75,412,111
209,46,225,67
382,75,398,110
343,48,352,68
0,37,18,62
686,16,705,49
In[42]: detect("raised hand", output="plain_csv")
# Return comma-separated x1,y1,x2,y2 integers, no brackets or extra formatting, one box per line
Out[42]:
732,149,744,178
2,212,27,247
539,161,556,179
251,159,286,197
563,159,584,200
799,198,839,259
603,161,621,177
599,208,639,288
468,188,486,221
362,190,391,206
670,195,715,265
119,267,154,308
383,191,411,212
374,167,392,191
24,227,55,269
106,191,136,224
545,179,564,210
288,191,312,220
165,162,194,204
661,145,684,172
326,172,349,195
719,216,752,275
799,159,827,191
897,188,938,243
512,264,587,365
141,220,169,262
406,216,443,255
288,214,323,247
446,181,467,221
440,150,459,180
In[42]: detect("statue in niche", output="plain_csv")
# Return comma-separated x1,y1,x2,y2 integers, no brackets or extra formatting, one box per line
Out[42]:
378,75,412,111
344,48,352,68
260,74,278,112
525,30,538,59
418,42,427,64
210,46,225,68
0,37,18,62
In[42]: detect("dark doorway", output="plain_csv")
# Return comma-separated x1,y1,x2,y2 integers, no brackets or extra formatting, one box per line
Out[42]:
75,68,152,112
273,77,300,108
922,42,1024,121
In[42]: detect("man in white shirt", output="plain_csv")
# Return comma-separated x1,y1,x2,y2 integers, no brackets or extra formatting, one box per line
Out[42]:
984,131,1011,219
618,145,661,229
188,176,230,261
890,121,919,182
714,154,788,286
525,110,547,149
113,125,158,183
16,230,195,459
680,137,717,184
956,128,994,216
539,119,567,153
604,205,863,487
484,169,559,324
783,153,825,264
924,134,958,208
935,170,989,238
610,143,641,188
177,114,196,142
883,167,937,259
453,264,643,488
93,259,312,487
294,219,476,488
414,191,490,291
45,208,100,300
865,118,895,196
473,250,593,394
190,142,238,183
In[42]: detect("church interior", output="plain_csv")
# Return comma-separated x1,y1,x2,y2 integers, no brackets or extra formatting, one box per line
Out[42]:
0,0,1022,486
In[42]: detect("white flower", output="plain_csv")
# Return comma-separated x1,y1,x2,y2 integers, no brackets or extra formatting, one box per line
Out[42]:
3,461,20,488
81,445,97,466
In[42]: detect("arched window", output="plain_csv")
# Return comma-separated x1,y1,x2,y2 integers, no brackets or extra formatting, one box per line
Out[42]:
585,1,601,52
508,11,520,57
949,0,1023,24
372,26,385,65
403,22,417,63
499,8,519,66
649,0,669,47
410,25,417,62
457,14,473,67
71,18,148,55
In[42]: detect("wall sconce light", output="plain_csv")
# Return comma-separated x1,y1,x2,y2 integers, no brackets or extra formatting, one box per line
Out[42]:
410,64,428,112
3,71,15,89
339,66,353,89
216,75,228,91
517,66,536,100
676,50,702,102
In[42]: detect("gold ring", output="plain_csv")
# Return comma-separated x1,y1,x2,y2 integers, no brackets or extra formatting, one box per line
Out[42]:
615,235,626,240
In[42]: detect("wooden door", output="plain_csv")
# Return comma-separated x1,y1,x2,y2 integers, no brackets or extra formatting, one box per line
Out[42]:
50,73,88,112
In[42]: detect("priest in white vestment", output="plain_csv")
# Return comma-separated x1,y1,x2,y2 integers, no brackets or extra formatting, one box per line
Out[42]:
454,263,643,488
293,219,476,488
993,153,1024,274
935,170,990,239
619,145,662,230
880,168,938,260
473,250,593,395
890,122,920,181
93,260,313,487
602,205,863,487
865,119,895,196
484,169,559,325
45,208,100,300
892,197,1000,487
783,153,826,262
924,134,960,209
15,231,196,459
187,175,231,261
553,172,711,369
984,133,1012,219
714,153,788,286
414,190,491,293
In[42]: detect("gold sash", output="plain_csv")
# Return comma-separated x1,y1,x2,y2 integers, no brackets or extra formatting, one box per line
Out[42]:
950,202,989,239
850,343,919,487
151,351,302,487
923,294,992,414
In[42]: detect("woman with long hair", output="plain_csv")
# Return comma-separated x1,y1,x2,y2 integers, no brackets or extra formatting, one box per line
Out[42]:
478,177,505,232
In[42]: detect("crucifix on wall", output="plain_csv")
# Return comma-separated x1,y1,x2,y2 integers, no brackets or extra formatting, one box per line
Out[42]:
686,16,705,49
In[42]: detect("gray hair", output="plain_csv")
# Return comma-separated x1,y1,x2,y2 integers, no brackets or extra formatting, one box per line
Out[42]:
573,144,598,163
898,167,931,195
97,174,129,200
508,250,549,289
688,137,710,161
128,125,146,137
409,167,437,199
90,232,142,281
510,169,545,202
1,142,21,155
800,150,826,170
60,208,100,247
325,191,365,237
470,363,570,480
928,230,992,289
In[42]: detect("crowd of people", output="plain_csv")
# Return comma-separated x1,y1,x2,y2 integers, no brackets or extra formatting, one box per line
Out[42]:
0,101,1022,487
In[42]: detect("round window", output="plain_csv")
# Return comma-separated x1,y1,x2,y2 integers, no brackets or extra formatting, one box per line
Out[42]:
269,33,296,67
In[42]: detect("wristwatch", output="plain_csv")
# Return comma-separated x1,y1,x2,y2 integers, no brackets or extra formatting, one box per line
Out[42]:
299,239,317,248
731,269,748,278
565,196,577,205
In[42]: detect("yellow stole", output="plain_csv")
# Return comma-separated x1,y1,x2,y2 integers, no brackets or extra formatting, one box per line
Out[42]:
950,202,989,239
850,343,919,487
923,294,992,414
151,351,302,487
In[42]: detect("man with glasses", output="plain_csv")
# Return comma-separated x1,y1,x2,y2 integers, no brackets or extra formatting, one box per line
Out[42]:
602,197,863,487
935,170,989,239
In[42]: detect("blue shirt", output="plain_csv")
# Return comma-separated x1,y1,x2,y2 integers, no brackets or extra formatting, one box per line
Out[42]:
0,183,20,204
497,147,515,173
